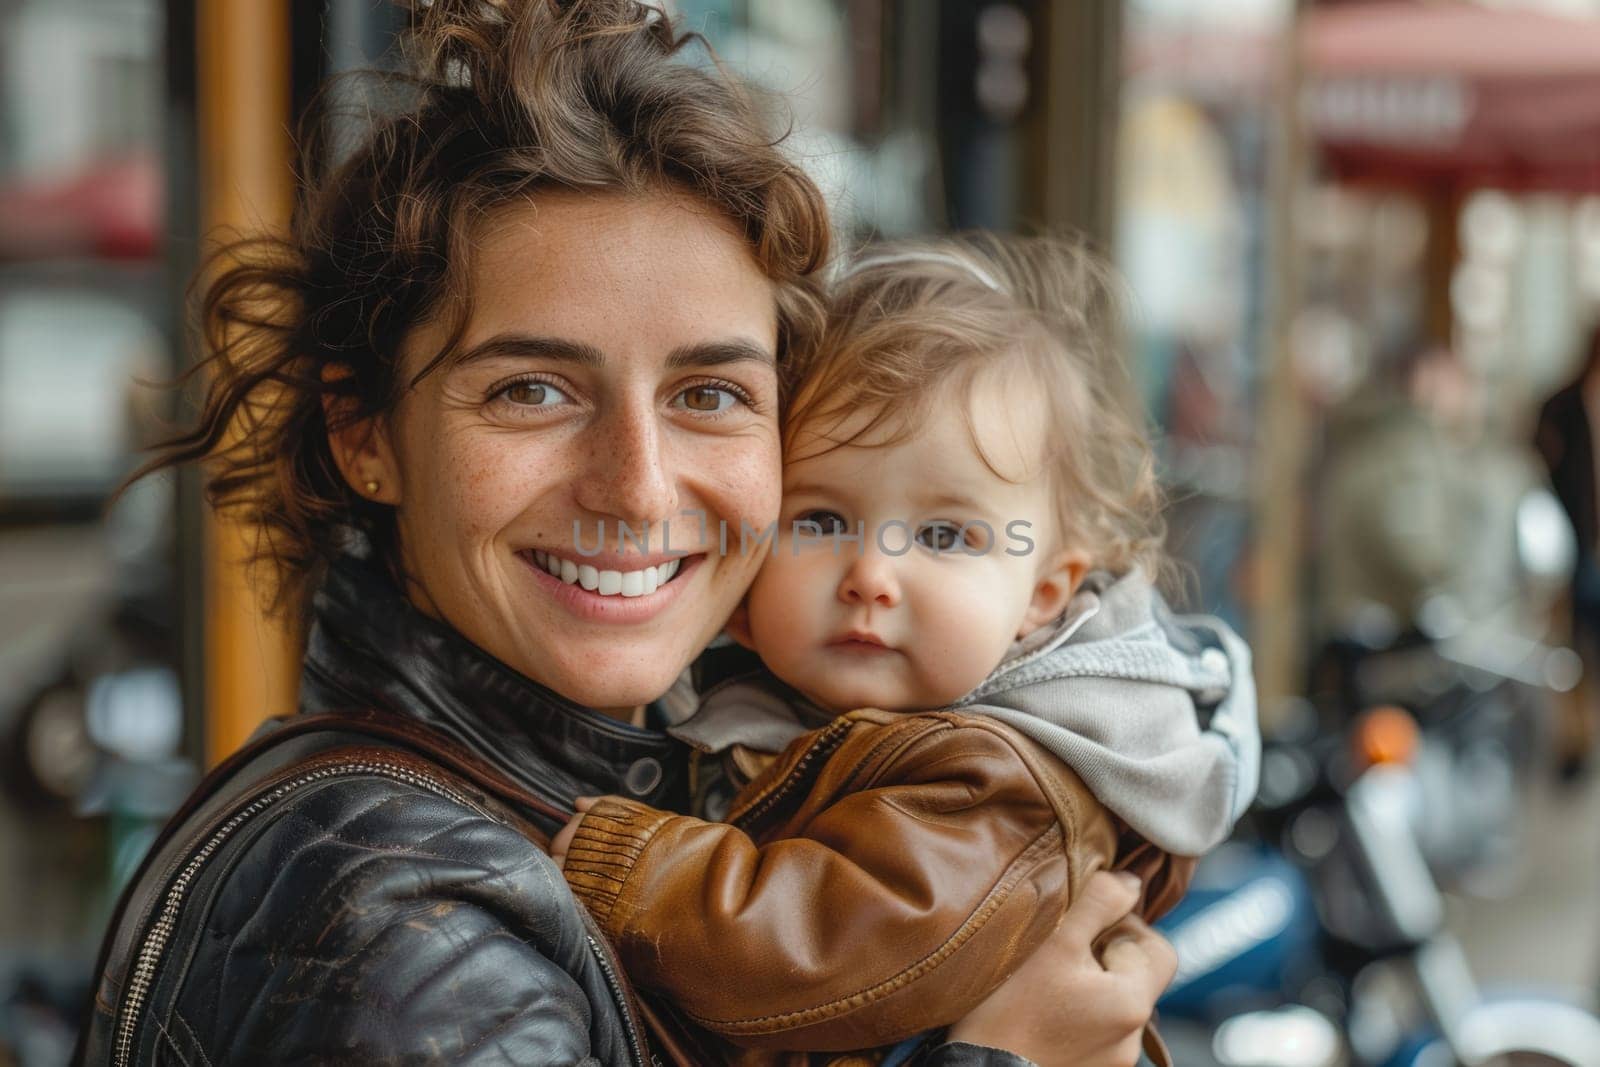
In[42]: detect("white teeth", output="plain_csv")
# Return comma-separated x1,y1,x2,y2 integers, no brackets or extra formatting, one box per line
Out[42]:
530,551,683,597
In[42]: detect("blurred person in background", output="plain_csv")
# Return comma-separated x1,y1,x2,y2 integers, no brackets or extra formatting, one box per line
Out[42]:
1321,343,1552,647
1535,321,1600,777
75,2,1175,1065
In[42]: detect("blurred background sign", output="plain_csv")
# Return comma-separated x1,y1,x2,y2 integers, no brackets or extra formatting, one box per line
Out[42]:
1308,2,1600,192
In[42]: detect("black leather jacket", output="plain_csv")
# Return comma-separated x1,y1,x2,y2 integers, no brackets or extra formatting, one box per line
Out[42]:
76,554,1033,1065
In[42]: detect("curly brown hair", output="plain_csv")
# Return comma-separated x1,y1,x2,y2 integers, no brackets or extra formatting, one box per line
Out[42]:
141,0,831,619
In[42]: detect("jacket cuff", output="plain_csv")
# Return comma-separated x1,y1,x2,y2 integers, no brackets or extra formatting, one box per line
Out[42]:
560,796,675,938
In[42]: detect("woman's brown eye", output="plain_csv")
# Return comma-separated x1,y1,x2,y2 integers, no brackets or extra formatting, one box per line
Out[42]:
500,380,569,407
680,385,734,413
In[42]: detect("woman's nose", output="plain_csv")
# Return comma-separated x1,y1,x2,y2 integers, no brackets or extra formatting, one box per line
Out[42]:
572,402,679,527
838,550,901,609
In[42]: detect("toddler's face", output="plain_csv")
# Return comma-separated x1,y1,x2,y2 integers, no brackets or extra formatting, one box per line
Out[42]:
738,381,1084,713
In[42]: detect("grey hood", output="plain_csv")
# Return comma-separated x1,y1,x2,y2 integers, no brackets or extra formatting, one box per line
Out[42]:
666,570,1259,856
951,569,1259,856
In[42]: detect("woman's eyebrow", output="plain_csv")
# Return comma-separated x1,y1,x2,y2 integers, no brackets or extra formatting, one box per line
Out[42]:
447,335,771,370
665,339,775,368
447,334,603,368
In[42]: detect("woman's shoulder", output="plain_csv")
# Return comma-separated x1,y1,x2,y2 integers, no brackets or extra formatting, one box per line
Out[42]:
83,740,642,1065
185,770,613,1060
164,723,571,935
209,761,564,914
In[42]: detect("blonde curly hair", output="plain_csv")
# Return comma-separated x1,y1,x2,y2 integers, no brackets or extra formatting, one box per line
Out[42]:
785,233,1166,579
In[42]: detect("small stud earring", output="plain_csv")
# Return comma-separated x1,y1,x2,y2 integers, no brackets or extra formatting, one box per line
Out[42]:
364,479,380,495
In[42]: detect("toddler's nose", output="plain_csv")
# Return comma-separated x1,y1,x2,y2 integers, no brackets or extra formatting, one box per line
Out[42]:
838,551,901,609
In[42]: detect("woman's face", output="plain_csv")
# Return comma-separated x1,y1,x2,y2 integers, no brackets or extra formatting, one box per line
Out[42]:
364,190,782,717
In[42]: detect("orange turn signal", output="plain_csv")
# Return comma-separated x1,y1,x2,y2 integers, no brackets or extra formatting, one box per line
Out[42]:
1353,705,1419,769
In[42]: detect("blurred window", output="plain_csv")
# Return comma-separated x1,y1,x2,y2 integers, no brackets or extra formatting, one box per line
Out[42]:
0,289,159,501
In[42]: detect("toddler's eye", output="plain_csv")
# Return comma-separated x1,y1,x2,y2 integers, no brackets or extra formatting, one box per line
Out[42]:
916,521,964,552
795,509,849,535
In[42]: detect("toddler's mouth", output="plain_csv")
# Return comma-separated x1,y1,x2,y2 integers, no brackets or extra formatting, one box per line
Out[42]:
828,630,893,652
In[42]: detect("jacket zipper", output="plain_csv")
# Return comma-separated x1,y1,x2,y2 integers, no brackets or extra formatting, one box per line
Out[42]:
111,757,648,1067
585,933,653,1067
728,717,853,834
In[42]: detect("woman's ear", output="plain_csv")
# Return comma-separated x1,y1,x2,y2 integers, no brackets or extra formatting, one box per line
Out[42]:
723,600,757,650
1019,548,1091,638
323,381,402,505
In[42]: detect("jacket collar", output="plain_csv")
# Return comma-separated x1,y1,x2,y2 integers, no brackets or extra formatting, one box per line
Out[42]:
298,552,690,813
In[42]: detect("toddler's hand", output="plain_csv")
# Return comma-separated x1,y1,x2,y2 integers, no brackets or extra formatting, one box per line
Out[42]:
549,796,598,870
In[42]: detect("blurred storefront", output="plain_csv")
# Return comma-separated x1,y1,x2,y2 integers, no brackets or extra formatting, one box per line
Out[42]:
0,1,173,1060
669,0,1122,241
1294,1,1600,770
1116,0,1600,716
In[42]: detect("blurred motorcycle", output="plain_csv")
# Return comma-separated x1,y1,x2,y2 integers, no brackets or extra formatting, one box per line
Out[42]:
1309,485,1581,897
1155,704,1600,1067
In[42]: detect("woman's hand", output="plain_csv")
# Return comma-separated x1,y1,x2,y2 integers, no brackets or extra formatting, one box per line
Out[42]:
946,871,1177,1067
548,796,597,869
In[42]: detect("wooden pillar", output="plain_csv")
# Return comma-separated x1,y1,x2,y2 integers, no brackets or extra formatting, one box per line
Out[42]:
194,0,299,766
1028,0,1122,246
1422,187,1463,347
1253,1,1311,725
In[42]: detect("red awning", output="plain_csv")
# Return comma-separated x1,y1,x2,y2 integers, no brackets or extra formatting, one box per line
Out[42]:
1304,1,1600,192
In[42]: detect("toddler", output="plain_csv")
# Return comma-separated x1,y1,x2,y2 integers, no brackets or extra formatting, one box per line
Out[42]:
551,235,1259,1062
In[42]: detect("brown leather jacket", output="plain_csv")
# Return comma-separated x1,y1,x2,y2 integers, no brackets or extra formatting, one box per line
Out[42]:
562,707,1195,1058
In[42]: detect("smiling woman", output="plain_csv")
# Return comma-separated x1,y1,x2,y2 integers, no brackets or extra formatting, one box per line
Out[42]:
76,1,1172,1065
337,190,784,719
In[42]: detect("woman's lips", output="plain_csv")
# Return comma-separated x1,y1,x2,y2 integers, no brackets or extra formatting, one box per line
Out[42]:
529,548,683,596
517,548,703,623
